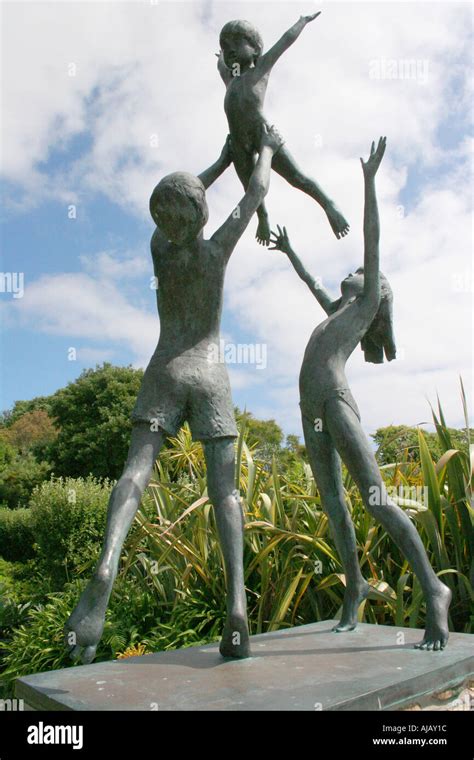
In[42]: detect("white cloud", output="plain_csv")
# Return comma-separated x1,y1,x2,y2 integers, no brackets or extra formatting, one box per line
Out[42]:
1,1,472,433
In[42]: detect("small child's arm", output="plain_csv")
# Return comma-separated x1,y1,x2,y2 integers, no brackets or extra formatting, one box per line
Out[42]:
257,12,321,77
269,225,337,315
215,50,232,86
198,136,232,190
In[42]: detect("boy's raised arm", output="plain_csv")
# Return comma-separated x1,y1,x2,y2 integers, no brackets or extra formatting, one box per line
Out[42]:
257,12,321,77
270,225,336,315
211,125,284,259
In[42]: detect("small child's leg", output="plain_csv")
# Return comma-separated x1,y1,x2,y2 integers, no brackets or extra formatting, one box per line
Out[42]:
272,145,350,240
233,146,271,245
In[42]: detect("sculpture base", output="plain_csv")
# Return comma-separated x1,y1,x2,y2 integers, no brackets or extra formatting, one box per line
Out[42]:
15,620,474,711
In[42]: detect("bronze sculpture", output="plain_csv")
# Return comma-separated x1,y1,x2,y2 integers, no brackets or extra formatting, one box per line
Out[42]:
269,137,452,651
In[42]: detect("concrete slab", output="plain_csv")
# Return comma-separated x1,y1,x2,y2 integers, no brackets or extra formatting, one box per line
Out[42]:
15,620,474,711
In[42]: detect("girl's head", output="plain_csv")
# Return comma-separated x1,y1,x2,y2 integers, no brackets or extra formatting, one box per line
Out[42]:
219,20,263,68
339,268,396,363
149,172,208,245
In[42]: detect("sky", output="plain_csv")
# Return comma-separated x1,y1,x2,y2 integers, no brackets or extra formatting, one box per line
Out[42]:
0,0,472,441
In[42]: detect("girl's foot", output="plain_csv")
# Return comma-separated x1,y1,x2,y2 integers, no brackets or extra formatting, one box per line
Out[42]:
414,583,452,651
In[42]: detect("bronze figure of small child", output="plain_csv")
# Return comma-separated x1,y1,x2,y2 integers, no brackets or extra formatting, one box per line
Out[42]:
217,13,350,245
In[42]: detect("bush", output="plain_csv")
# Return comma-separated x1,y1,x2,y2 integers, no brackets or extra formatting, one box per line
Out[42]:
0,575,166,697
29,476,113,588
0,438,51,509
0,508,35,561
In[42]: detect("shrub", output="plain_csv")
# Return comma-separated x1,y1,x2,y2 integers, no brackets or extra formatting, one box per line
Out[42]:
0,508,35,561
29,476,113,588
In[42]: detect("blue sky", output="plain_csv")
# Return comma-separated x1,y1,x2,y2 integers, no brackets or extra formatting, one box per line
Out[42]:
1,0,472,438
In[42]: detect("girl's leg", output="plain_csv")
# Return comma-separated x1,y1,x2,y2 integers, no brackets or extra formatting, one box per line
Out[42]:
232,146,271,245
325,399,451,650
302,416,369,631
271,145,350,239
203,437,250,658
64,422,166,663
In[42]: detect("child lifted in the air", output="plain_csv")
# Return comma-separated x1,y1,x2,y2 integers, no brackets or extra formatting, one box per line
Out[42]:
217,12,350,245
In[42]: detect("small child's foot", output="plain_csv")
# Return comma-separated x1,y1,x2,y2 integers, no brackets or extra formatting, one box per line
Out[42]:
219,613,251,659
414,583,452,651
256,216,271,246
325,201,350,240
332,580,370,632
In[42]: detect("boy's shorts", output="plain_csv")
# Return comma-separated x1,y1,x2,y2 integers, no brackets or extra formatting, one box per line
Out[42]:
130,347,238,441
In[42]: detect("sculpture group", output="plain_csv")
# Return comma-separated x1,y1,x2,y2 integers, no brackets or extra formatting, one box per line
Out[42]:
64,13,451,664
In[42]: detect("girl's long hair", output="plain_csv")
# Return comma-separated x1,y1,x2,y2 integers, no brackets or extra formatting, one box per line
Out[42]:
333,269,396,364
359,269,396,363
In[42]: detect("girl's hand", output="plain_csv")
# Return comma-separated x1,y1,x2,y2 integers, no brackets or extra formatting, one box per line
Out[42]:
300,12,321,24
269,225,292,254
360,136,387,178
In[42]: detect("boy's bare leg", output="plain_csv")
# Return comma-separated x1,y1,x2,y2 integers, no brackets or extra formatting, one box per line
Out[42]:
272,145,350,239
232,146,271,245
203,437,250,658
64,422,165,664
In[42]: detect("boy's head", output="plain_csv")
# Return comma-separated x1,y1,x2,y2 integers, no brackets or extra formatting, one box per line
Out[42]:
149,172,208,245
219,20,263,68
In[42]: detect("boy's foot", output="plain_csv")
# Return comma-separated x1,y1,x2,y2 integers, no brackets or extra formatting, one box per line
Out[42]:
219,612,251,658
325,201,350,239
256,216,271,246
332,580,370,632
63,570,114,665
414,583,452,651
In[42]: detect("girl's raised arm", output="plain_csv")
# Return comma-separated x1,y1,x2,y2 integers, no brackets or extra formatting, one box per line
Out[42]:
269,225,337,315
360,137,386,307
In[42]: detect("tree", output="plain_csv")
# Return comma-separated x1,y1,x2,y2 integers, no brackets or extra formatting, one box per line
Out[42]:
235,408,284,463
45,364,144,480
0,436,51,508
372,424,473,465
1,410,57,454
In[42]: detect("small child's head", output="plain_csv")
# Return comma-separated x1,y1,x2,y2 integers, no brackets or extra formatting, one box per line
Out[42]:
340,268,396,363
149,172,209,245
219,20,263,69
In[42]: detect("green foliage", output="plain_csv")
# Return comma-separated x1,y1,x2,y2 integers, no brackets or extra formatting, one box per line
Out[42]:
0,437,51,509
28,476,113,588
0,509,36,561
0,410,57,454
373,424,472,466
45,363,143,479
0,386,471,694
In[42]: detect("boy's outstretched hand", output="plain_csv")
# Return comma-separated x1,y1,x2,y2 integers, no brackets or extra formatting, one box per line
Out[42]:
269,225,292,254
261,124,285,154
360,136,387,178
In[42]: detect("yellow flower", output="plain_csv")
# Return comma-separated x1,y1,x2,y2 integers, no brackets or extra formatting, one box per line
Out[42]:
116,643,147,659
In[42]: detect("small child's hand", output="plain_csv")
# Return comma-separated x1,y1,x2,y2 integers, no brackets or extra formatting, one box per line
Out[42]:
260,124,284,154
269,225,292,254
300,11,321,24
360,136,387,178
